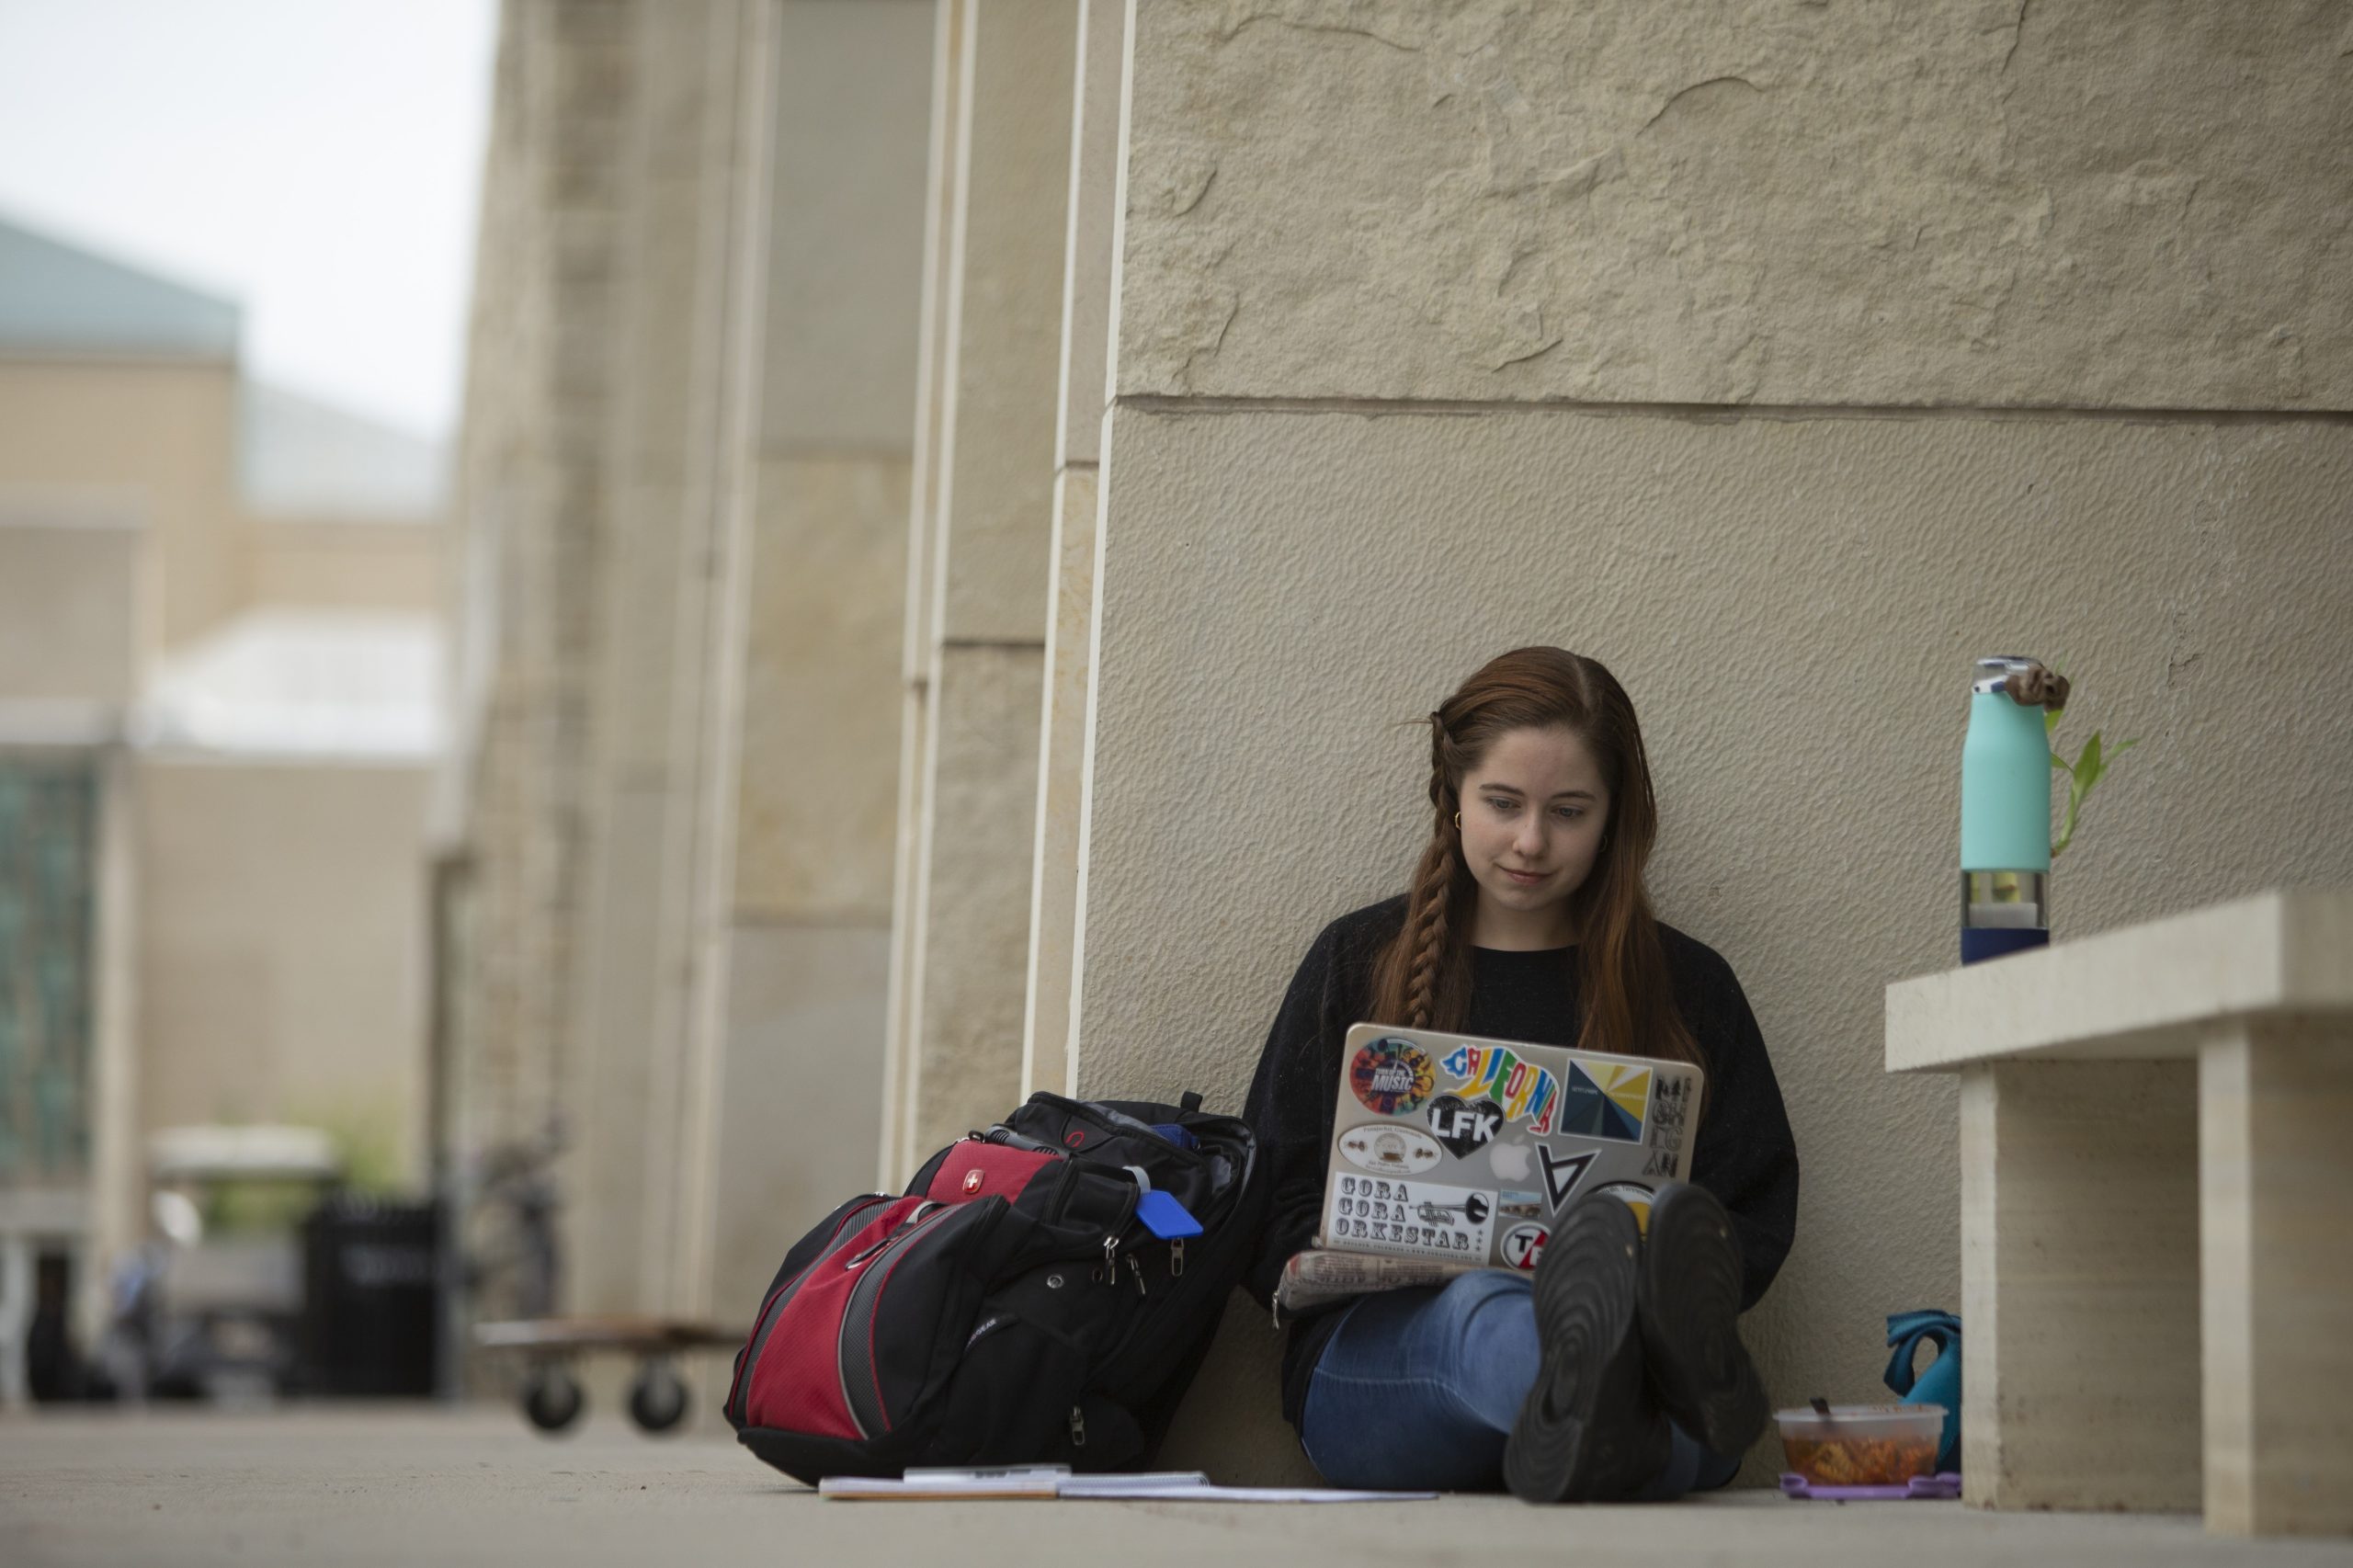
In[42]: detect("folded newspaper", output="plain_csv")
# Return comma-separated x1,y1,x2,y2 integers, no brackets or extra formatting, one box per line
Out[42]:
1275,1248,1490,1314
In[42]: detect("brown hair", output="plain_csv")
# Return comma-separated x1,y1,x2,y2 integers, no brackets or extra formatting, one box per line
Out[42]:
1368,647,1701,1072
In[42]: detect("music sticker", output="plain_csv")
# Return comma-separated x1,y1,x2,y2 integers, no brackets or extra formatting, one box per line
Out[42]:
1349,1038,1437,1118
1325,1176,1496,1263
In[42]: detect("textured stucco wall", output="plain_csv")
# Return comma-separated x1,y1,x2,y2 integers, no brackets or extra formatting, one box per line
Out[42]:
1115,0,2353,409
1078,0,2353,1485
1077,403,2353,1481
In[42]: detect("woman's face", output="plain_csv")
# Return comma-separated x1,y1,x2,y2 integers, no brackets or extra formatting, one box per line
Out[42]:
1458,724,1611,941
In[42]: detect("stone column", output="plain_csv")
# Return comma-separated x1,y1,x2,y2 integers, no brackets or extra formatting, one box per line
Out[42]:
879,0,964,1188
705,0,935,1324
884,0,1077,1176
1022,0,1123,1099
442,0,638,1340
561,0,743,1324
1077,0,2353,1481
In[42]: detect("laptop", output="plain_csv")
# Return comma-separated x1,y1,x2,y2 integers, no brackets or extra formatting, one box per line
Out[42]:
1316,1021,1704,1273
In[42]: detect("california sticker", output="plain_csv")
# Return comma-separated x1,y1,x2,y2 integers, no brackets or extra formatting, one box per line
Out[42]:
1348,1037,1437,1118
1438,1042,1562,1133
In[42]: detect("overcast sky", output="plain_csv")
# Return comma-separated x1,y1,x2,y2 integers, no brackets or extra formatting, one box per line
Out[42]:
0,0,495,440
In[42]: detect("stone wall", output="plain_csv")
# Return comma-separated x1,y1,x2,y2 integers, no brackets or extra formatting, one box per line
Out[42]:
1073,0,2353,1483
883,0,1077,1173
444,0,934,1363
710,0,934,1325
442,0,632,1253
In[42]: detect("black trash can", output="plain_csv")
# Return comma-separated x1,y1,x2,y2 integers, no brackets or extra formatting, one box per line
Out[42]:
301,1196,440,1397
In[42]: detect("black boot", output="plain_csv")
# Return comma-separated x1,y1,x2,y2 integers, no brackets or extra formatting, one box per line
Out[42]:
1504,1191,1670,1503
1635,1182,1768,1458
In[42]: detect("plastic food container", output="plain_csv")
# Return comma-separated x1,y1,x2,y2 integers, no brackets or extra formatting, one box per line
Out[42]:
1776,1404,1946,1486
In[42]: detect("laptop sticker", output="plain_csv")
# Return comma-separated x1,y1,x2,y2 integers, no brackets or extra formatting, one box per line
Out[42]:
1642,1148,1680,1178
1500,1223,1549,1271
1349,1038,1437,1117
1424,1094,1504,1158
1554,1061,1650,1142
1327,1176,1495,1260
1536,1145,1597,1211
1497,1190,1545,1222
1336,1124,1444,1176
1645,1077,1692,1147
1438,1043,1562,1133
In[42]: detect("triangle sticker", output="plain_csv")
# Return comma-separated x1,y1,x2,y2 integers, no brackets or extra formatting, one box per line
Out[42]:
1537,1145,1597,1211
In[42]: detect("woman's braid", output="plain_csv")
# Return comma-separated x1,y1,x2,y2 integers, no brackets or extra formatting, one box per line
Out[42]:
1402,710,1461,1028
1402,832,1455,1028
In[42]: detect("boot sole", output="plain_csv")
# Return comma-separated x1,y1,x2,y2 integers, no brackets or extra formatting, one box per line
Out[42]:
1637,1183,1768,1457
1504,1195,1665,1503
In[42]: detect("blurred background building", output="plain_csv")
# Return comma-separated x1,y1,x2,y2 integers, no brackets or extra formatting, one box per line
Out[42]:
0,211,443,1400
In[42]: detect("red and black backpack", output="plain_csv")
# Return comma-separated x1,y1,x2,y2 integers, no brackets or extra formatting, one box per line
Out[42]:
724,1091,1265,1483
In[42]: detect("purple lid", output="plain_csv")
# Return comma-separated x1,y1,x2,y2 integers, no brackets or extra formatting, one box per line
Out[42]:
1779,1472,1961,1502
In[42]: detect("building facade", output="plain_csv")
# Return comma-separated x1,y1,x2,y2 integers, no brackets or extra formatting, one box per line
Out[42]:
442,0,2353,1471
0,214,445,1399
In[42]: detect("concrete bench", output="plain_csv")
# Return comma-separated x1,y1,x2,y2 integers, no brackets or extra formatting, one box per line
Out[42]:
1885,889,2352,1538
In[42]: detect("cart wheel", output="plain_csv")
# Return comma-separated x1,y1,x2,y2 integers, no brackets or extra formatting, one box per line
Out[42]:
628,1360,689,1435
522,1366,585,1433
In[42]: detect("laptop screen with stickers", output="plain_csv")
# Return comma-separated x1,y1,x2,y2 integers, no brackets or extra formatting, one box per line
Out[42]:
1316,1022,1705,1273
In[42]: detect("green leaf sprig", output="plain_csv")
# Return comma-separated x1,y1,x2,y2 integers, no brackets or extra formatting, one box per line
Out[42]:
2045,677,2138,859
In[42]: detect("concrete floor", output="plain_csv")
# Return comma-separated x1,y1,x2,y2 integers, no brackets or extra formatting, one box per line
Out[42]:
4,1406,2349,1568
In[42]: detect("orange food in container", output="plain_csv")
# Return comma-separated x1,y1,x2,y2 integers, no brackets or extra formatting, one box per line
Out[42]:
1775,1404,1946,1487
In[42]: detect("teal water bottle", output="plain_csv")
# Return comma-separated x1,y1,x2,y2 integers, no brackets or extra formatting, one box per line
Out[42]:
1960,656,2052,963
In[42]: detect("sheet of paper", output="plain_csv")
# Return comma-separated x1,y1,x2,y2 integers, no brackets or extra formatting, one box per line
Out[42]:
1051,1472,1209,1495
820,1468,1430,1504
819,1472,1062,1500
1059,1483,1436,1503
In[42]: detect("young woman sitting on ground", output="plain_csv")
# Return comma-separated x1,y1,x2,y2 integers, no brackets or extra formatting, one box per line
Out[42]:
1241,645,1801,1502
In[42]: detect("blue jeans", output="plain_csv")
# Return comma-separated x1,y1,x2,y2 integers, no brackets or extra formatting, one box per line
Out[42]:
1299,1270,1745,1497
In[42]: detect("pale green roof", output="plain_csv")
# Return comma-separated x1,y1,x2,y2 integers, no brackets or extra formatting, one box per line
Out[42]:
0,211,240,358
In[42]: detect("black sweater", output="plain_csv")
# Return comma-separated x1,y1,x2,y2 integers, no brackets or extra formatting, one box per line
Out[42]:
1240,896,1802,1430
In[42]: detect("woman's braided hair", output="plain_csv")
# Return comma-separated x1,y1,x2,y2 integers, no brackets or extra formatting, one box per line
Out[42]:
1368,648,1703,1075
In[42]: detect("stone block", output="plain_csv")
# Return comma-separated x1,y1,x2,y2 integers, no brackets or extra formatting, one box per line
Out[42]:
907,642,1045,1159
733,454,912,922
760,0,934,451
1115,0,2353,409
1959,1060,2202,1511
1055,0,1124,467
931,0,1078,643
711,919,891,1322
1021,463,1097,1096
2200,1017,2353,1536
